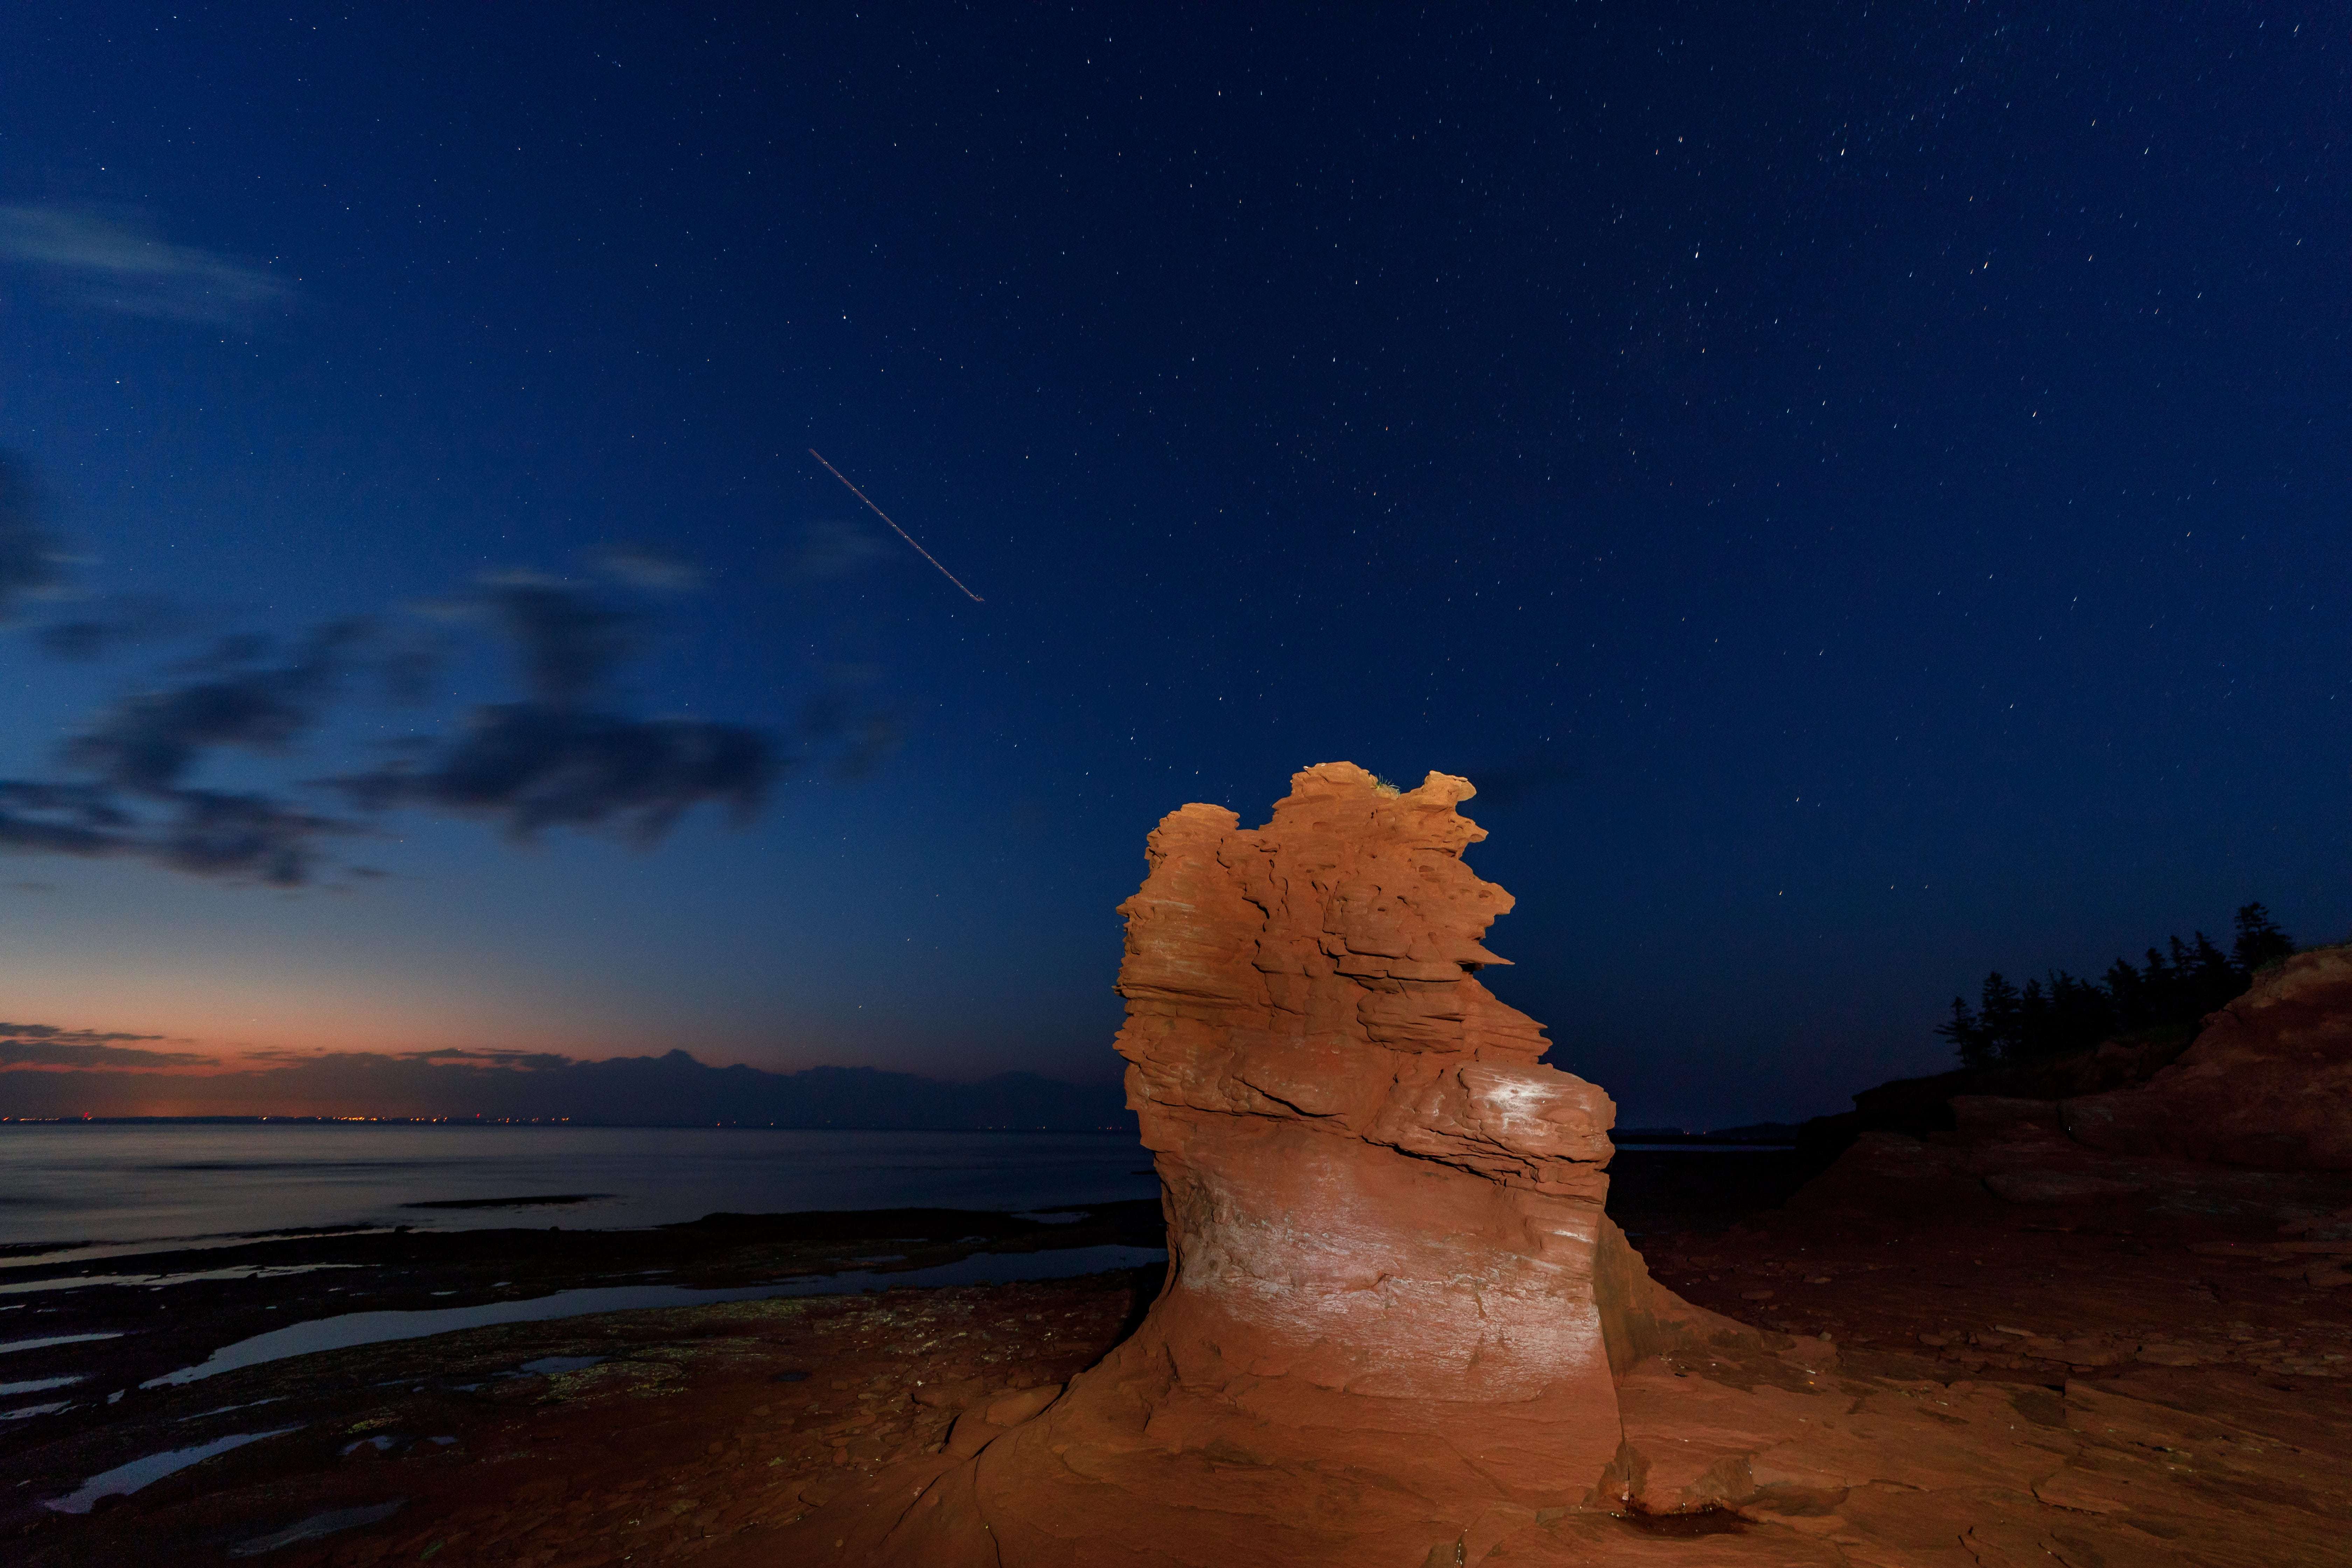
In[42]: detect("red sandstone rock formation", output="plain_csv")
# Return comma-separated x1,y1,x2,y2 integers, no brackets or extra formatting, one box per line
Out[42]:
780,763,1734,1564
1087,764,1683,1501
2067,944,2352,1170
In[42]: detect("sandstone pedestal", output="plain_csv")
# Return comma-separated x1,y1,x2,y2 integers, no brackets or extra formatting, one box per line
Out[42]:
779,764,1733,1565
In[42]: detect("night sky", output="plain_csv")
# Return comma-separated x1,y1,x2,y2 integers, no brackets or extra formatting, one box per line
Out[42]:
1,5,2345,1129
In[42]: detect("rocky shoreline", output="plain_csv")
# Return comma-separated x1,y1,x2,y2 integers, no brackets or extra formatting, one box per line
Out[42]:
12,767,2350,1564
6,1140,2346,1566
2,1152,1806,1564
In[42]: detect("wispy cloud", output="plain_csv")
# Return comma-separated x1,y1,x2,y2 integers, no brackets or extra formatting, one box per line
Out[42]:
796,519,895,581
325,579,778,846
64,622,365,792
0,205,290,325
479,580,639,706
0,1021,215,1071
0,454,65,620
1456,751,1583,812
0,622,376,884
34,595,187,660
3,577,785,883
0,1021,167,1041
393,1047,578,1071
592,545,705,594
0,449,899,888
329,704,776,847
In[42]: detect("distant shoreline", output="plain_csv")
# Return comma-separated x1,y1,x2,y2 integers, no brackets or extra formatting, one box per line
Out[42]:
2,1117,1793,1139
0,1116,1139,1132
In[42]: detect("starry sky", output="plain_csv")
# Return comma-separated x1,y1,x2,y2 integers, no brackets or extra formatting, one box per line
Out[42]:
1,4,2345,1128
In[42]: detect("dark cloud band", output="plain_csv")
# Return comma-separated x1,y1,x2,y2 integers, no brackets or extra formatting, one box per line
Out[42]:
331,702,776,844
1,471,866,887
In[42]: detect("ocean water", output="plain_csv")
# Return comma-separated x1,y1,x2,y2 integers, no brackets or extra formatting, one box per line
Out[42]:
0,1124,1161,1252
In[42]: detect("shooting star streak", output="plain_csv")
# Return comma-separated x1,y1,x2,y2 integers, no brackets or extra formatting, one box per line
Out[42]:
807,449,984,603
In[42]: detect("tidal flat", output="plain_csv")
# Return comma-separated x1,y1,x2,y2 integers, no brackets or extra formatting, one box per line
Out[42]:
6,1153,2350,1566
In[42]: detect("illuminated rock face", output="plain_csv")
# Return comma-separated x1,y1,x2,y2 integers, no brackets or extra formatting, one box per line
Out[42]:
785,764,1722,1566
1098,763,1631,1502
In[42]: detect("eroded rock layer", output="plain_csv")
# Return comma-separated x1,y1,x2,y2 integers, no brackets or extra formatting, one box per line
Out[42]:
778,763,1727,1565
1094,763,1652,1499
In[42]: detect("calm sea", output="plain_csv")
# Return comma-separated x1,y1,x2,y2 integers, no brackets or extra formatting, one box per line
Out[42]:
0,1124,1161,1252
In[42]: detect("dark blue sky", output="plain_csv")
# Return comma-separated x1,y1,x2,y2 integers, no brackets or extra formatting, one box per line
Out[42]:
1,4,2344,1128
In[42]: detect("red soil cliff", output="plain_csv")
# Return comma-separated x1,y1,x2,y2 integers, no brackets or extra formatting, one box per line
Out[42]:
2066,943,2352,1170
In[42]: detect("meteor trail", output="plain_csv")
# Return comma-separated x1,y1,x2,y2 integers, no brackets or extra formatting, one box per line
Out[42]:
807,449,984,603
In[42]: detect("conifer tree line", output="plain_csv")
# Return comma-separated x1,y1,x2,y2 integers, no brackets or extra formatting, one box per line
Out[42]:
1937,904,2295,1070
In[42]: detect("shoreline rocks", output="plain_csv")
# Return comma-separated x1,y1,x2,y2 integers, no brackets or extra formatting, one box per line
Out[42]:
2067,944,2352,1170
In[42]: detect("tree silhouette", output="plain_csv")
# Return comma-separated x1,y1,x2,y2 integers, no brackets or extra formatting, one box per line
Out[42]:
1937,903,2296,1068
2233,903,2294,973
1937,995,1996,1071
